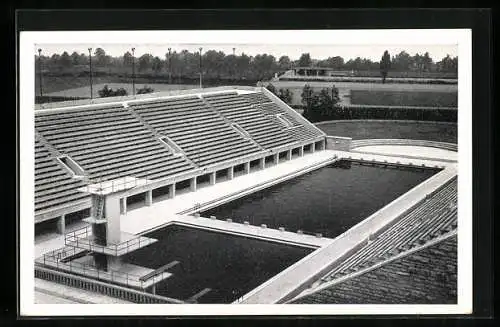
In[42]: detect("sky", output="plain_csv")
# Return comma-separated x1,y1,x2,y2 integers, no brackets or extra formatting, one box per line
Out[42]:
36,43,458,62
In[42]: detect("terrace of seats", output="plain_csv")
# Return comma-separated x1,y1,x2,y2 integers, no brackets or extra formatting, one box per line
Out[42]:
202,92,297,149
129,96,262,167
319,176,457,283
240,92,324,141
292,235,457,304
35,105,196,209
35,137,88,214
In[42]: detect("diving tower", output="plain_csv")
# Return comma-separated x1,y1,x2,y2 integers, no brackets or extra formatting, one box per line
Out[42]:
38,177,172,294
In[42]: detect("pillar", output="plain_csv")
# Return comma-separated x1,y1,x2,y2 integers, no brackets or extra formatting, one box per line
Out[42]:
228,167,234,180
299,146,304,157
273,153,279,165
169,184,176,199
120,198,127,215
259,158,265,169
145,190,152,206
311,143,316,153
209,172,216,185
151,284,156,295
56,215,66,235
244,162,250,174
287,149,292,160
190,177,197,192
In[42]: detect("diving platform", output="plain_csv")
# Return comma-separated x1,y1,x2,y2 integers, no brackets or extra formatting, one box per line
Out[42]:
36,251,172,289
64,226,158,256
78,176,152,196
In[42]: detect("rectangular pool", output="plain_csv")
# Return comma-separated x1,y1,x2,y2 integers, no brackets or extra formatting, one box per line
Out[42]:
122,224,313,303
201,160,439,238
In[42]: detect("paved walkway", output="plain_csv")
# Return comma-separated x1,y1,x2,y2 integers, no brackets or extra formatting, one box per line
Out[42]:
35,279,133,304
352,145,458,162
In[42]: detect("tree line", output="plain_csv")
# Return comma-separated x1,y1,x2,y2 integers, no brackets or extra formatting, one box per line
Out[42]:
36,48,459,82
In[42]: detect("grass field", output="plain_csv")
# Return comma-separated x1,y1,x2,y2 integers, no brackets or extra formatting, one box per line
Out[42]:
350,90,457,107
267,80,458,107
44,82,199,99
316,120,457,143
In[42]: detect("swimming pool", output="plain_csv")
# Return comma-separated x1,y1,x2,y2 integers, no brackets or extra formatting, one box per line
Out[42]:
201,160,439,238
122,224,312,303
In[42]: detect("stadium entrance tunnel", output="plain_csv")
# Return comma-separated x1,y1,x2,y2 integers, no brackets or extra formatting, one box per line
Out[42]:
216,168,230,183
303,144,314,154
250,158,264,173
152,185,172,203
291,148,301,159
265,154,277,168
126,192,147,211
175,179,192,195
315,140,326,151
196,173,212,190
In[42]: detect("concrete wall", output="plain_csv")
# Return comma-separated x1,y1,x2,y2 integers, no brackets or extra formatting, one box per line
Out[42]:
105,193,122,244
325,136,352,151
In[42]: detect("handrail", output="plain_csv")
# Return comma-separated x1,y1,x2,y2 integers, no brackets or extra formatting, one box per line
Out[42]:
37,248,169,289
35,266,184,304
64,225,156,256
350,138,457,152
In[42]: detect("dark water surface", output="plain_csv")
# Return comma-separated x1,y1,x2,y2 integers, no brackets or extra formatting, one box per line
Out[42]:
202,160,438,238
123,225,312,303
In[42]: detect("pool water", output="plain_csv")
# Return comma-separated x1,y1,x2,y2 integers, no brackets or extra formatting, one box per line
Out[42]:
202,160,439,238
122,224,312,303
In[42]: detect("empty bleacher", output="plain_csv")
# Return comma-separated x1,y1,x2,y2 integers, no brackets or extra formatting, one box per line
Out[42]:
35,104,196,187
240,92,324,140
320,176,457,282
35,137,88,214
129,96,262,167
203,92,296,149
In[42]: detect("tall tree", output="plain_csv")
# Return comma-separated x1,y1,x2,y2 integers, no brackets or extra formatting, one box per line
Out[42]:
298,53,312,67
123,51,133,67
94,47,110,66
59,51,71,68
380,50,391,83
278,56,291,70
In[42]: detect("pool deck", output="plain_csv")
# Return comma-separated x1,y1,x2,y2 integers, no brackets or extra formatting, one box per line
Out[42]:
351,145,458,162
35,149,455,257
34,146,458,305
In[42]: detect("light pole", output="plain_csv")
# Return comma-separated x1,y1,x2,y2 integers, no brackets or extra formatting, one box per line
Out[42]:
131,48,136,96
199,47,203,89
232,47,235,56
37,49,43,97
168,48,172,84
88,48,93,100
232,47,236,83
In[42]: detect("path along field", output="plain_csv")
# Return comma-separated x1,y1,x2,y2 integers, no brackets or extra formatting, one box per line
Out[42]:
269,81,458,107
316,120,457,144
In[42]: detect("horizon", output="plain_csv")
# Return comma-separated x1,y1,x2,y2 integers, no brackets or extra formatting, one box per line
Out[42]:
36,43,458,63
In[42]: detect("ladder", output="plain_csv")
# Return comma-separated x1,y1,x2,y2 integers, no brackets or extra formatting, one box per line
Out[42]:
95,195,105,219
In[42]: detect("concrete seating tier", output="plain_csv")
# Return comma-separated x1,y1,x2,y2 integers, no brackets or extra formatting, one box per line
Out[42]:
35,138,88,213
240,92,273,106
35,105,196,207
294,236,457,304
203,93,296,149
130,96,262,167
321,177,457,282
241,92,324,140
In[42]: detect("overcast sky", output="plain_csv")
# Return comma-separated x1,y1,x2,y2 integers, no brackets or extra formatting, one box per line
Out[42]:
36,43,458,62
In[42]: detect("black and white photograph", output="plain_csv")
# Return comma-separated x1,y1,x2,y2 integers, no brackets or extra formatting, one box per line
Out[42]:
19,27,473,316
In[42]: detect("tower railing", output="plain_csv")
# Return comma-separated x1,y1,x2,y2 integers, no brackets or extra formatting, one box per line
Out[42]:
64,225,157,256
36,247,170,289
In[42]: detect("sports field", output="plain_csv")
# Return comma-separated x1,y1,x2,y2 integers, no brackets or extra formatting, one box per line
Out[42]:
268,81,457,107
45,82,199,99
316,120,458,143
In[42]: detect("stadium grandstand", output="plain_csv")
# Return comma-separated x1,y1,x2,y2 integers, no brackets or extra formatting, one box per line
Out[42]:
33,85,458,305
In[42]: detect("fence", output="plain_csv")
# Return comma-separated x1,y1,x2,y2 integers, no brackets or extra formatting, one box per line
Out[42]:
35,266,184,304
37,246,168,289
64,225,156,256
